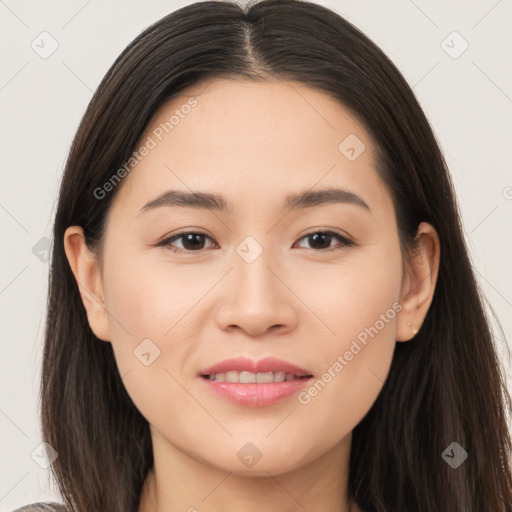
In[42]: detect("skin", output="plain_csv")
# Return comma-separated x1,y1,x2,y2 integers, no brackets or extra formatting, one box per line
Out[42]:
64,78,440,512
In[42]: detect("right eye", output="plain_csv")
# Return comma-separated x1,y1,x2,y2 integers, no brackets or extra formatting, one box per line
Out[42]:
158,231,219,254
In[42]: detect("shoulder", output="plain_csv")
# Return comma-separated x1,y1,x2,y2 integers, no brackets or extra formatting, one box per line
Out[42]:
11,503,70,512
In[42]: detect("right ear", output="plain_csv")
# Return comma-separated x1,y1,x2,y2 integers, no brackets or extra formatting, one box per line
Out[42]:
63,226,111,342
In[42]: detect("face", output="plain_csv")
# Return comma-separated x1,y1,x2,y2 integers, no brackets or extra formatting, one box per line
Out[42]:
70,79,414,476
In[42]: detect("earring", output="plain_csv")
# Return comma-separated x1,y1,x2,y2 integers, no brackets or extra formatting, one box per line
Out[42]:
407,322,418,335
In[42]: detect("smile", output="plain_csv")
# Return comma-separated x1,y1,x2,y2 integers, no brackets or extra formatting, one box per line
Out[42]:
202,371,311,383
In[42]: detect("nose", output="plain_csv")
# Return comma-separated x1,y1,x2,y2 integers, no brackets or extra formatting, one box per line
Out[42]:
215,250,299,337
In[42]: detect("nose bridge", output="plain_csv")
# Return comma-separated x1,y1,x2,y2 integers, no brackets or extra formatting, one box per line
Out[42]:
233,234,282,307
215,234,298,335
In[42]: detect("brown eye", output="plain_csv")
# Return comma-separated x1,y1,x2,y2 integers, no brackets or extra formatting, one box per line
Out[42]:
159,231,217,253
294,231,354,251
157,229,354,255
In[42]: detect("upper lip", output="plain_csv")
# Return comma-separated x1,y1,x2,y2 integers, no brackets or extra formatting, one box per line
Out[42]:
199,357,313,377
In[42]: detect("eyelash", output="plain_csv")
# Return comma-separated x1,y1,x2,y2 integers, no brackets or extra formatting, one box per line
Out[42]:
156,229,355,255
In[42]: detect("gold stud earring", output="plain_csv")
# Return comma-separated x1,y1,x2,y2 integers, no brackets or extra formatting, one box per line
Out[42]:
408,322,418,335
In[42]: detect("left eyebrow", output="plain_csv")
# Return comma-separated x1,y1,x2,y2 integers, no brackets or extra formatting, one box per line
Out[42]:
137,187,370,216
286,188,370,211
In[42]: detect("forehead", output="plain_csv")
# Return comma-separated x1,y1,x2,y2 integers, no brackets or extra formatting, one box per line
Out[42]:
146,78,368,154
108,78,387,219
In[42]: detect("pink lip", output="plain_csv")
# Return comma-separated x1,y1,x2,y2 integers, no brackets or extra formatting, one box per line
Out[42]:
201,379,312,407
199,356,312,377
198,357,314,407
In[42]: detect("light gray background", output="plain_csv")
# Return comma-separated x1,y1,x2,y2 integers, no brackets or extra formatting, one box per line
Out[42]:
1,0,511,509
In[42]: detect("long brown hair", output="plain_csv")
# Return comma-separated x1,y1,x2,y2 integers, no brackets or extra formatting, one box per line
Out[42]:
41,1,512,511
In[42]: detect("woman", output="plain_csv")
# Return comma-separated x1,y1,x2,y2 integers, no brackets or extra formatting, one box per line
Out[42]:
14,0,512,511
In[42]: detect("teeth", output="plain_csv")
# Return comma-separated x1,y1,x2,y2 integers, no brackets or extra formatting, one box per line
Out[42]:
226,371,238,383
207,371,305,383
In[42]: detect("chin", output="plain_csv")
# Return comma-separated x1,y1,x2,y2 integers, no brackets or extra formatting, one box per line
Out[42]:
208,446,313,477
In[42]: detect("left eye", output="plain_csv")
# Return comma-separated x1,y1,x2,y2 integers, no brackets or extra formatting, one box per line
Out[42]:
158,230,354,253
294,230,354,251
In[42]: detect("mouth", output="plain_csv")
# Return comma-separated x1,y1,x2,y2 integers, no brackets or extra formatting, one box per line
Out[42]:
198,357,314,407
198,356,314,381
200,371,313,383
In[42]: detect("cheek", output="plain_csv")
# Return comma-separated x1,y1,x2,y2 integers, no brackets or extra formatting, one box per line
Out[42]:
296,243,402,424
294,236,402,342
105,246,209,341
102,249,211,421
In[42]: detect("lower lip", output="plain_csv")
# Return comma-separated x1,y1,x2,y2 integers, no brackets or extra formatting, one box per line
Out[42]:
200,377,313,407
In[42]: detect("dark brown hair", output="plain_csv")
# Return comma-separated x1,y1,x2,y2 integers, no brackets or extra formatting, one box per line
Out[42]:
40,1,512,511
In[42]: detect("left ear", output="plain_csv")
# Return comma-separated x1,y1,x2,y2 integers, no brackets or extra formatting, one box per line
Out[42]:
396,221,440,342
